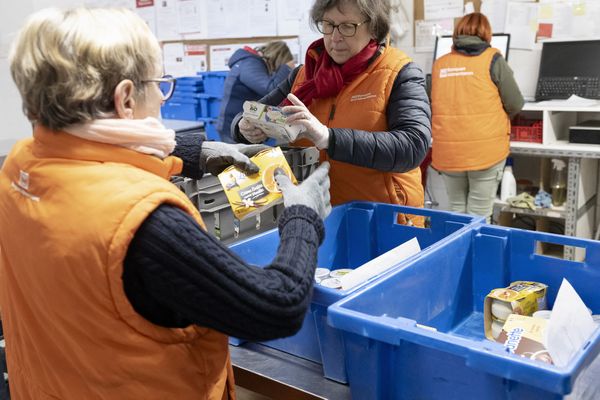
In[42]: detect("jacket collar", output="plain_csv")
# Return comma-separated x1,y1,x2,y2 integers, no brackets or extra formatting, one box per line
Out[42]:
31,124,183,179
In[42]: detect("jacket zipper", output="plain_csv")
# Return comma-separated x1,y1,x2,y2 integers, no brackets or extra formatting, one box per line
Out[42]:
328,104,336,121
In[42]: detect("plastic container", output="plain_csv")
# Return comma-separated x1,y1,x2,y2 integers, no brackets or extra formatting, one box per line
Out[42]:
228,202,484,383
510,118,543,143
161,96,202,120
500,157,517,201
551,158,567,206
328,225,600,399
199,118,219,141
198,71,227,96
198,94,222,119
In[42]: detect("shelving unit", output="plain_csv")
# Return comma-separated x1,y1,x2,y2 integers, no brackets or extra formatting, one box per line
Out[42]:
497,102,600,260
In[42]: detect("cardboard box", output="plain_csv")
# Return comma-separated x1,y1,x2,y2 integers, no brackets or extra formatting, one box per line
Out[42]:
218,147,296,220
484,281,548,340
243,101,304,143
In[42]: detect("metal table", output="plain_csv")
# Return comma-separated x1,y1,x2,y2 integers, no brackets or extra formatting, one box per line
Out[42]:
230,343,351,400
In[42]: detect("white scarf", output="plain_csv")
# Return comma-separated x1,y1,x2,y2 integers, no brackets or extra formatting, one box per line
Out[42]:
63,117,176,159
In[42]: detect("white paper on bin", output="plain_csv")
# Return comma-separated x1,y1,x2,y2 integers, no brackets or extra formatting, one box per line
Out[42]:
545,279,597,367
339,237,421,291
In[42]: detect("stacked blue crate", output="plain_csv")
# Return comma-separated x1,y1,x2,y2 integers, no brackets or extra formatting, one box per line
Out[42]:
161,74,227,141
160,76,204,121
196,71,226,140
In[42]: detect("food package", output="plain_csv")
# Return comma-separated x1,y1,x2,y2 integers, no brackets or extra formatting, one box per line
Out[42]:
495,314,553,365
242,101,305,143
484,281,548,340
218,147,296,220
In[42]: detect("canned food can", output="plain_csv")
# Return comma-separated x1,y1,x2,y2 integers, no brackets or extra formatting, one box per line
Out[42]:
315,268,330,280
329,268,353,279
320,277,342,289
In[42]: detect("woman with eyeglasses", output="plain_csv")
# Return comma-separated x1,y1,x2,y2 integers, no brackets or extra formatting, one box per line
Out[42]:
0,7,331,399
217,41,295,143
233,0,431,225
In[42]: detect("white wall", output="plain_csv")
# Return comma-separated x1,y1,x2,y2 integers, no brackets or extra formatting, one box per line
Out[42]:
0,0,83,157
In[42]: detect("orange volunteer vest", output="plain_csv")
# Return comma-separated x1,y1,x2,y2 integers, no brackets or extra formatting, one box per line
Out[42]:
0,126,234,400
431,47,510,171
291,46,424,224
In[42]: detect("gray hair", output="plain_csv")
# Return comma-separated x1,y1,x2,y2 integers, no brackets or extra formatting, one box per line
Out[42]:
9,7,162,130
309,0,391,43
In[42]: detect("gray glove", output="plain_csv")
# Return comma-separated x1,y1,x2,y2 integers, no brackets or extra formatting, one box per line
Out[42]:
199,142,269,175
274,162,331,220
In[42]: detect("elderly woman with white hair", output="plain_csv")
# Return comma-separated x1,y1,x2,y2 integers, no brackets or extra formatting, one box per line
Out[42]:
0,7,331,399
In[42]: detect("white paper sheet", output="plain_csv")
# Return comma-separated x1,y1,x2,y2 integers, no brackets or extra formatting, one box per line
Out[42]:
504,1,538,50
135,3,157,37
339,238,421,291
536,95,600,107
276,0,301,36
545,279,597,368
424,0,463,20
481,0,508,33
156,0,181,41
177,0,204,35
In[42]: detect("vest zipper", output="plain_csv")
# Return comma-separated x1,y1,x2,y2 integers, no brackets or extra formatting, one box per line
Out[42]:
328,104,336,121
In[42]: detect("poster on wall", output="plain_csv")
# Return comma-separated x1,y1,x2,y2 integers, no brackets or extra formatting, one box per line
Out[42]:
177,0,204,35
423,0,463,20
156,0,181,41
135,0,157,36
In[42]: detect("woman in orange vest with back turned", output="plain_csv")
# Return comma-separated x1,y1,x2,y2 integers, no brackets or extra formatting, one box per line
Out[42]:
0,7,332,399
431,13,524,221
232,0,431,226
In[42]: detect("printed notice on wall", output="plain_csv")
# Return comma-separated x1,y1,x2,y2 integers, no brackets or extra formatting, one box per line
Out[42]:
424,0,463,21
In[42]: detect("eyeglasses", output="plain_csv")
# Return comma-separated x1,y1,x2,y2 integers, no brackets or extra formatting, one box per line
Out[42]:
316,19,369,38
141,75,176,101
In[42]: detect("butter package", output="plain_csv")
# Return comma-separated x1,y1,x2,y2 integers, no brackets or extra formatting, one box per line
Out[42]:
242,101,305,143
484,281,548,340
218,147,297,220
496,314,553,365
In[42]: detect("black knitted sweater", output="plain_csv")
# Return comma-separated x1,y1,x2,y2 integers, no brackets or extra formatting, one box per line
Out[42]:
122,133,324,341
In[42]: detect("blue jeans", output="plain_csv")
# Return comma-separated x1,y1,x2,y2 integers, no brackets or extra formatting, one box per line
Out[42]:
441,160,506,222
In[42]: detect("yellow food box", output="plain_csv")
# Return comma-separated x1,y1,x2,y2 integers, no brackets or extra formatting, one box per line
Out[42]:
483,281,548,340
218,147,297,220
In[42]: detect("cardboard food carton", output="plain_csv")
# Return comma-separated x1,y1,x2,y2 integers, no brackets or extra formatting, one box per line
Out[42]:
218,147,297,220
242,101,305,143
484,281,548,340
496,314,553,365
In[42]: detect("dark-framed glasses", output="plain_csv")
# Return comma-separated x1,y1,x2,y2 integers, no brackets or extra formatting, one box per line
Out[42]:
142,74,176,101
316,19,369,37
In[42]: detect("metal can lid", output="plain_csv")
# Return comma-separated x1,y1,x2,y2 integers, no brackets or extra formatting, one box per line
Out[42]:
315,268,331,279
329,269,353,278
320,277,342,289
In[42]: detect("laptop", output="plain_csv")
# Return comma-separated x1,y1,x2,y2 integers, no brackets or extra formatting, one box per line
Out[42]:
535,39,600,101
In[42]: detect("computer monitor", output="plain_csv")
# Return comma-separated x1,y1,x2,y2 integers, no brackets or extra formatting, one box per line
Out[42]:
535,39,600,100
433,33,510,62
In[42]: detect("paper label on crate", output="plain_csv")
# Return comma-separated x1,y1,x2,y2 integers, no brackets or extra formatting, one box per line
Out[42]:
218,147,297,220
339,237,421,291
243,101,305,143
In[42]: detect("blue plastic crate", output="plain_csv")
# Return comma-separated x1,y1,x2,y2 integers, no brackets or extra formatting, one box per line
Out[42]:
161,98,201,120
328,225,600,399
228,202,483,383
199,117,219,141
198,94,222,119
198,71,227,96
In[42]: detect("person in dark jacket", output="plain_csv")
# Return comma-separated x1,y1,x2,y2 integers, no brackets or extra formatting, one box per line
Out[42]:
216,41,294,142
231,0,431,225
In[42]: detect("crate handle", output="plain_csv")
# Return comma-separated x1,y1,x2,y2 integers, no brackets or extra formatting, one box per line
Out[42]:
199,203,230,213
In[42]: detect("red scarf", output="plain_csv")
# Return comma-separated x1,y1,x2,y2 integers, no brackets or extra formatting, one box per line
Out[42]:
281,38,379,106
